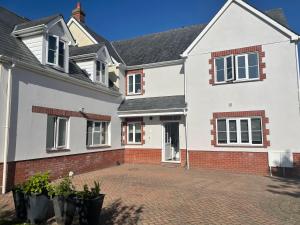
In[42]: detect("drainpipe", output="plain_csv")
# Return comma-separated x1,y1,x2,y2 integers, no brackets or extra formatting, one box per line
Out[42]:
2,64,13,194
182,58,189,170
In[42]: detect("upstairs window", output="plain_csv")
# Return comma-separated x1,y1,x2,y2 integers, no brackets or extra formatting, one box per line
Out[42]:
47,35,65,68
96,61,106,84
46,116,68,149
215,52,259,83
127,74,141,95
216,117,263,146
86,121,109,146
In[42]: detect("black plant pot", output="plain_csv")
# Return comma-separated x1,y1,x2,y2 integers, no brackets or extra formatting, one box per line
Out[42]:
76,194,105,225
53,195,76,225
26,193,51,224
12,190,27,220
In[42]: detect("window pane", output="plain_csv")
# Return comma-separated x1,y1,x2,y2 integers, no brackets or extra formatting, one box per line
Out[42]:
96,61,101,71
215,58,224,70
93,132,100,145
101,122,107,145
237,56,246,79
86,121,93,146
251,118,262,144
129,133,134,142
46,116,55,148
135,123,141,133
58,41,64,68
217,119,226,131
128,76,133,93
216,58,225,82
229,120,237,143
58,118,67,147
94,122,101,131
249,66,259,79
248,53,258,67
48,50,56,64
238,68,246,79
218,132,227,144
135,123,142,143
135,74,141,93
251,118,261,130
217,119,227,144
135,133,141,143
128,124,134,142
240,120,249,143
48,36,57,50
226,56,233,80
217,70,225,82
48,36,57,64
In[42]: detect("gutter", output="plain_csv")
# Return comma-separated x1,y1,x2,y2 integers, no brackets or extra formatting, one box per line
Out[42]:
126,59,184,70
118,108,186,117
12,24,46,37
2,63,14,194
0,55,121,97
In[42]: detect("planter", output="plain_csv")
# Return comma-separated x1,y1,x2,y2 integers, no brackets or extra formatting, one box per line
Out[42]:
53,195,76,225
12,189,27,220
76,194,105,225
26,193,51,224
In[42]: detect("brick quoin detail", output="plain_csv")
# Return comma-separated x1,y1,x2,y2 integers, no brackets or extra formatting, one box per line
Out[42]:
209,45,266,85
32,106,111,121
122,117,145,145
125,69,145,96
2,149,124,190
211,110,270,148
189,151,269,175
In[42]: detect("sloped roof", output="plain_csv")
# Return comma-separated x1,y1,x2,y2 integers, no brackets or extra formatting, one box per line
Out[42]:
76,20,123,63
112,24,206,66
118,95,186,111
14,14,61,31
70,43,105,57
0,7,91,83
264,8,288,28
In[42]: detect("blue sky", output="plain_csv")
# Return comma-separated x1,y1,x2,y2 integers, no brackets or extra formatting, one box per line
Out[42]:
0,0,299,41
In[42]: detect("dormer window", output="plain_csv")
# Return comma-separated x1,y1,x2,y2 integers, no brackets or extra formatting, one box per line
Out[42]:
96,61,106,84
47,35,65,68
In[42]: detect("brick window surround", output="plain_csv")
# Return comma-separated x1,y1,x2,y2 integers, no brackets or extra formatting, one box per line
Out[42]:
126,69,145,96
122,117,145,145
209,45,266,85
32,106,111,121
211,110,270,148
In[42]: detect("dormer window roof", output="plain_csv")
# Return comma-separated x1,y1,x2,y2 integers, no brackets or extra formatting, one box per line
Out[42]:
69,43,105,59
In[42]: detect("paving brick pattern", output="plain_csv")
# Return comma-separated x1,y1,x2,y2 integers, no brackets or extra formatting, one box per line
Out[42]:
1,164,300,224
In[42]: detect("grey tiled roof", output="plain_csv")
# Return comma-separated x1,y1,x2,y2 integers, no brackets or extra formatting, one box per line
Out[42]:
265,8,288,27
112,24,206,66
0,7,91,84
76,20,123,63
14,14,61,31
118,95,186,112
70,43,105,57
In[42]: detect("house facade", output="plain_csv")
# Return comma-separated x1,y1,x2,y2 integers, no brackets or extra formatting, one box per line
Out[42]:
1,0,300,193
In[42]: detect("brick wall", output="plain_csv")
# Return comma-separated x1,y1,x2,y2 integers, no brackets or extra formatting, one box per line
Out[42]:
124,148,161,165
0,163,2,188
3,149,124,190
293,153,300,177
189,150,269,175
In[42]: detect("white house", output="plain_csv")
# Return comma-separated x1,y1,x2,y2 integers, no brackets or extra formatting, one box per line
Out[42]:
1,0,300,193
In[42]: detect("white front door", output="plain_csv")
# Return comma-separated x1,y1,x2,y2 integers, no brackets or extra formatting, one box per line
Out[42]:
163,122,180,162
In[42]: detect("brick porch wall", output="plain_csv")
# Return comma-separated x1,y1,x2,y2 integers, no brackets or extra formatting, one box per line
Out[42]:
189,151,269,175
2,149,124,190
124,148,161,165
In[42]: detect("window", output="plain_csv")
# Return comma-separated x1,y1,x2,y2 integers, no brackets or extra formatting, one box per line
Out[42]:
215,52,259,83
216,117,263,146
46,116,68,149
127,122,142,144
47,35,65,68
127,74,142,95
86,121,109,146
96,61,106,84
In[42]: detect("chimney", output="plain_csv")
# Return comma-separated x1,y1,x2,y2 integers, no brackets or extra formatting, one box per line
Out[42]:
72,2,86,23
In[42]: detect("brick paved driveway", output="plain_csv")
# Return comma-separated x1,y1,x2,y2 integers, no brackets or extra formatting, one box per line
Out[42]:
1,164,300,225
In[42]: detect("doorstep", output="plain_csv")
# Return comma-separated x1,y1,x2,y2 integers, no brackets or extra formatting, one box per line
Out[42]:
161,161,181,168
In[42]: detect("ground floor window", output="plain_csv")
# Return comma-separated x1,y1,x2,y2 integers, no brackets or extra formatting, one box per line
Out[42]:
46,116,68,149
86,121,109,146
127,122,142,144
217,117,263,146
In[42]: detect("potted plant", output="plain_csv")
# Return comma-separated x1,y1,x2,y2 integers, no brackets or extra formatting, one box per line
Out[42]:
49,176,76,225
12,183,27,220
23,172,52,224
75,181,105,225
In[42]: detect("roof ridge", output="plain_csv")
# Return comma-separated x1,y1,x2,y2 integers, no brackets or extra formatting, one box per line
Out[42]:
15,13,62,27
112,23,206,43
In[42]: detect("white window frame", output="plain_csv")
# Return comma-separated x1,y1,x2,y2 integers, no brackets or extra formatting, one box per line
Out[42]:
216,117,263,146
235,52,260,81
127,74,142,95
214,55,234,84
86,120,110,147
95,60,106,85
127,122,142,144
46,116,69,150
47,35,66,69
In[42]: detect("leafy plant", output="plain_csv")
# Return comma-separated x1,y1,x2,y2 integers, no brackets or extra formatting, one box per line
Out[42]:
12,183,25,193
23,172,51,195
48,176,75,198
76,181,101,200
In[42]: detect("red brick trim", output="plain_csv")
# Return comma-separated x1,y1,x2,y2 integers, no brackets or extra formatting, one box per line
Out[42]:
209,45,266,85
189,150,269,175
125,148,161,164
122,117,145,145
211,110,270,148
125,69,145,96
32,106,111,121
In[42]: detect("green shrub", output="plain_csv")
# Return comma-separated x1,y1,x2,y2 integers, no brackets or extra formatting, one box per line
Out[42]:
48,176,75,198
23,172,51,195
76,181,101,199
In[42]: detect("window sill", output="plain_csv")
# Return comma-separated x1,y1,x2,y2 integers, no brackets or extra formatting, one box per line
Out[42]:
126,143,143,146
215,144,265,148
87,145,111,150
126,93,142,96
46,148,70,153
213,78,261,86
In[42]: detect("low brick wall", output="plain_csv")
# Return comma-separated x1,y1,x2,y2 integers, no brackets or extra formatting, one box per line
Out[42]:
124,148,161,165
189,151,269,175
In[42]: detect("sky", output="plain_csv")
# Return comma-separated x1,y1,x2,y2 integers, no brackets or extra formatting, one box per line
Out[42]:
0,0,299,41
